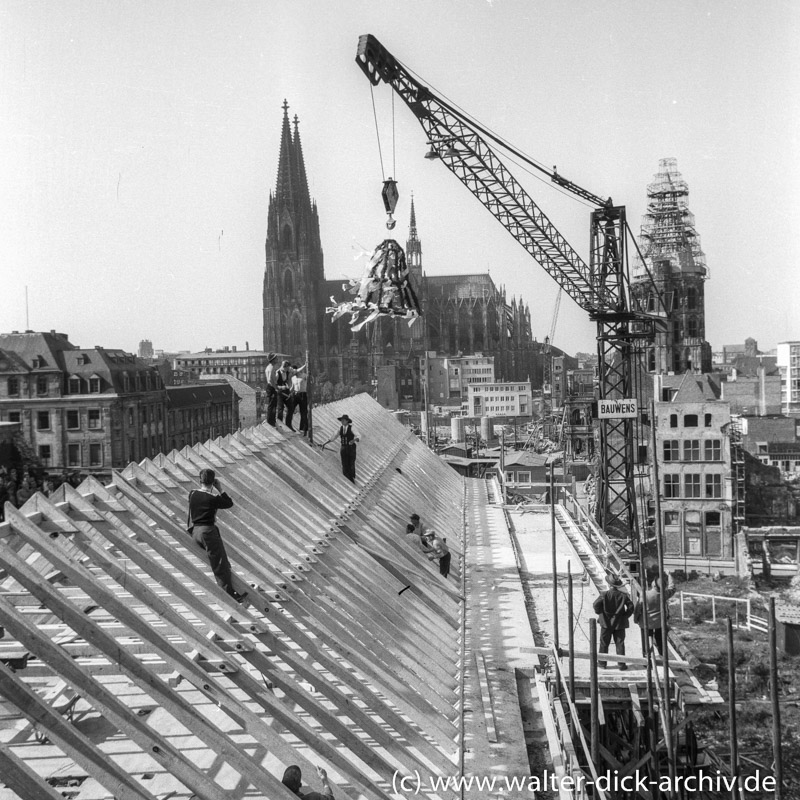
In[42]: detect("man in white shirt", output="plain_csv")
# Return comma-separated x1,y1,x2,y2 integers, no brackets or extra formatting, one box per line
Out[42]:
286,363,308,435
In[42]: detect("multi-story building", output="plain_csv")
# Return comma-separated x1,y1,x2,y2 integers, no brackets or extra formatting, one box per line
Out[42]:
174,347,272,389
467,381,533,418
425,354,495,406
777,341,800,416
653,372,738,573
165,384,238,452
0,331,167,471
138,339,154,359
198,374,261,429
631,158,712,375
0,331,238,474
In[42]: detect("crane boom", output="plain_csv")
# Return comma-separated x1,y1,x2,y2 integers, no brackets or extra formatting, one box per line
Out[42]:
356,34,660,549
357,34,615,313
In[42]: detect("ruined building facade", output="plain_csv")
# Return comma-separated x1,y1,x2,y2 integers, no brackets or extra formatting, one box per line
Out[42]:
262,103,554,407
631,158,712,375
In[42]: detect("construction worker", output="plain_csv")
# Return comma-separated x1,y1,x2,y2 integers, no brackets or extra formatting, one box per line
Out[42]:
593,574,634,669
321,414,359,483
635,571,675,656
187,469,245,603
423,530,451,579
281,765,333,799
264,353,279,427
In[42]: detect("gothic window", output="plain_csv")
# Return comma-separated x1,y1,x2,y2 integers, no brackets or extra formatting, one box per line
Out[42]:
282,224,293,251
686,286,698,310
687,317,699,337
283,269,294,298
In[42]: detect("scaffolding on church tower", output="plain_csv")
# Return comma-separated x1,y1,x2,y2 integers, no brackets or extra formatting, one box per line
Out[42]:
633,157,708,282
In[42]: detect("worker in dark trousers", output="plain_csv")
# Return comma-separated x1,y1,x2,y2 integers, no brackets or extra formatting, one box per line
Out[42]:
276,360,293,426
322,414,359,483
187,469,245,602
264,352,278,427
593,574,634,669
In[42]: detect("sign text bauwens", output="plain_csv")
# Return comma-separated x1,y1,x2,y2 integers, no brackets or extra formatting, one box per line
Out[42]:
597,398,639,419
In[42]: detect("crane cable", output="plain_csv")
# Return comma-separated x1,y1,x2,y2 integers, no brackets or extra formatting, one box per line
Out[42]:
369,83,386,182
370,83,398,184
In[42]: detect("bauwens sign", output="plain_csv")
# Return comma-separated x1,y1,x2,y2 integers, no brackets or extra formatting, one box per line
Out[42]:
597,398,639,419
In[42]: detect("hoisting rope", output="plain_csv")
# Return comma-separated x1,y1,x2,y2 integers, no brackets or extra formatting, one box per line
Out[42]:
370,83,386,182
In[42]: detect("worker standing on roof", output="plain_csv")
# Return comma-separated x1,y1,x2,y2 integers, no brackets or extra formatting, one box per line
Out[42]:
286,363,309,436
321,414,359,483
187,469,245,603
264,352,279,427
593,575,634,670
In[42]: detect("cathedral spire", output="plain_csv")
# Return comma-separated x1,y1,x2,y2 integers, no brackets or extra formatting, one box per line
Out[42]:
406,193,422,280
292,113,312,216
275,99,294,206
409,194,418,239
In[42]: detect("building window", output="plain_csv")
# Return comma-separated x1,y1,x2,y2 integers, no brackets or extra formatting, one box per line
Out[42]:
89,443,103,467
7,376,20,396
704,413,712,427
664,510,682,555
705,474,722,498
664,474,680,498
517,471,531,484
68,376,81,394
663,440,679,461
66,410,80,429
669,414,678,428
683,440,700,461
685,473,701,498
705,511,722,557
67,443,81,467
8,411,21,423
683,414,698,427
89,377,101,393
37,411,50,430
88,409,101,429
685,511,703,555
704,439,722,461
38,444,52,464
36,375,48,395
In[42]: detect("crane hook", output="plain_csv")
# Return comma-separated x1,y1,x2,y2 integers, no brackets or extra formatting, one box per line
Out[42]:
382,178,399,230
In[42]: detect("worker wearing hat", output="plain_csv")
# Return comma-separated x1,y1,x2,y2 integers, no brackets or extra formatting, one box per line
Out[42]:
593,574,634,670
322,414,359,483
264,352,279,427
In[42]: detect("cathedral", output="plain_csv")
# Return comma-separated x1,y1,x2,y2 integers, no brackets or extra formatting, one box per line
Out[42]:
263,102,557,408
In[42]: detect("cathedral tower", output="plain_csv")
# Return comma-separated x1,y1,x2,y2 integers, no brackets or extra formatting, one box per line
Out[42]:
263,101,325,363
631,158,711,374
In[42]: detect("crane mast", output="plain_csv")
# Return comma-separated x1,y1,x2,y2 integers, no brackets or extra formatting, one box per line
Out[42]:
356,34,660,551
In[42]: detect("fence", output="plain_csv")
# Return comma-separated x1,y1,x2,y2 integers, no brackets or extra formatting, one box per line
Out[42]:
678,591,768,633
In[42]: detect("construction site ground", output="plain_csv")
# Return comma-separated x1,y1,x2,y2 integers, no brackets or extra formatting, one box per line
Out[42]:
670,575,800,797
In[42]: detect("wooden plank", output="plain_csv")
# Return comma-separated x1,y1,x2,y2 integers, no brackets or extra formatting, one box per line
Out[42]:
526,644,690,670
476,652,498,743
628,683,644,727
0,741,84,800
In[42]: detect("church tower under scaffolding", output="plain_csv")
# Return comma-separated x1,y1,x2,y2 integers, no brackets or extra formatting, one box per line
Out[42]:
631,158,712,374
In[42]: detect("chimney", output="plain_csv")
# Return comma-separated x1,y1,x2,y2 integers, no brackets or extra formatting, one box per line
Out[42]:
232,345,237,352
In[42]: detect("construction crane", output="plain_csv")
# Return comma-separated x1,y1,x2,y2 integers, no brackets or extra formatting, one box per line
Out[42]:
356,34,664,553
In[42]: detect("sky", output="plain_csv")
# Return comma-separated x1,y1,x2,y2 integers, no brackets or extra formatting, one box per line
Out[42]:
1,0,798,359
